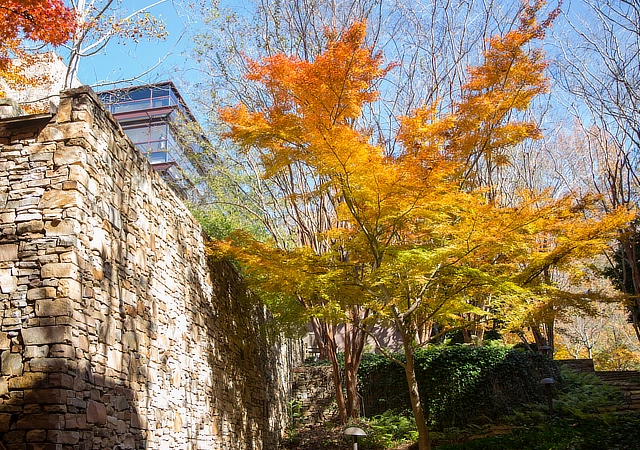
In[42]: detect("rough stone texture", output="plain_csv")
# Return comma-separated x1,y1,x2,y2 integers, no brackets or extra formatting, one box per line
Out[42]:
291,366,337,424
0,88,303,450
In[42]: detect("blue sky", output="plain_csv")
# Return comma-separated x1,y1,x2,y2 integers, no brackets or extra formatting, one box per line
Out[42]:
71,1,201,90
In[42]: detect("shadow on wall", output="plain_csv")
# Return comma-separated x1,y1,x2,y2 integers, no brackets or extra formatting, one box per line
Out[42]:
0,98,148,449
1,87,301,449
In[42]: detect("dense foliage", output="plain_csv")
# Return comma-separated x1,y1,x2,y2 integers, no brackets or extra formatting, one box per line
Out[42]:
435,414,640,450
358,345,559,428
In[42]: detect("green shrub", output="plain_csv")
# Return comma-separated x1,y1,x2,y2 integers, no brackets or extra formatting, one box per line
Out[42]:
361,410,419,448
435,413,640,449
358,343,559,429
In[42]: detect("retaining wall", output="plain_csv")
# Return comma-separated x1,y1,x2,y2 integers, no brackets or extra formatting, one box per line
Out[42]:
0,87,302,449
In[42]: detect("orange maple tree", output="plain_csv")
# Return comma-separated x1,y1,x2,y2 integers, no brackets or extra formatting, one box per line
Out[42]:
0,0,76,96
214,2,631,449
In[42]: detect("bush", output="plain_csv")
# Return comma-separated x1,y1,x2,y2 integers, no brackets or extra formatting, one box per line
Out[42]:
434,413,640,449
361,410,419,448
358,343,559,429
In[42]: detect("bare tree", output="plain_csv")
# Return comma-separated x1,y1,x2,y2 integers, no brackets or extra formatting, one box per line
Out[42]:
62,0,189,88
552,0,640,341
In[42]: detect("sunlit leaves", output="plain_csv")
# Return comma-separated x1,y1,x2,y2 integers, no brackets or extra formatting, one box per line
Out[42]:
0,0,75,96
214,3,632,345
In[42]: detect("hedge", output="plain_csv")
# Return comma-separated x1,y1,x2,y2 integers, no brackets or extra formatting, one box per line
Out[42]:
357,345,560,429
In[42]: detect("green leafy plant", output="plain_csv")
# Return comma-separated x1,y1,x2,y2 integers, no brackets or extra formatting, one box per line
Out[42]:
362,410,419,448
358,343,559,428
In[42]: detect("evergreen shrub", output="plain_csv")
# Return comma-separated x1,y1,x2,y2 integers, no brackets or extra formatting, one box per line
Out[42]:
358,344,559,428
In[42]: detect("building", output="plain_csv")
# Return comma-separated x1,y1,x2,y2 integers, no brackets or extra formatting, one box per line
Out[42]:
98,81,209,201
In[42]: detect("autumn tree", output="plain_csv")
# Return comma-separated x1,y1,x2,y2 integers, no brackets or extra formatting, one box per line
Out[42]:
0,0,75,96
193,0,528,422
213,3,630,448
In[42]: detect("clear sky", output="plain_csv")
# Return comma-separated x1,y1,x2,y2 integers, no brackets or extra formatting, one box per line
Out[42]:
70,0,199,90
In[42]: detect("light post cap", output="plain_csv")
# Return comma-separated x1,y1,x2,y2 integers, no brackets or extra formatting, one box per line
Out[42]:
540,377,555,385
344,427,367,437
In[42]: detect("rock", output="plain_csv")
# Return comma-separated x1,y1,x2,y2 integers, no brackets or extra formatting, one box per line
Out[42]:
1,351,23,376
22,326,72,345
86,400,107,425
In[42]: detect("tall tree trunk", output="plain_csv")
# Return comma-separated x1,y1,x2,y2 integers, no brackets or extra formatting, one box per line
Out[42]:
403,336,430,450
392,307,431,450
343,315,369,418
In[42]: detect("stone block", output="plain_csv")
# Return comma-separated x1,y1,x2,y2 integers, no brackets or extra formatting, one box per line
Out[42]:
38,125,65,142
26,429,47,441
17,220,44,234
29,357,69,373
0,269,17,294
54,145,87,166
44,218,80,237
41,262,78,279
7,372,49,389
122,332,138,351
47,430,80,445
69,165,89,187
27,287,56,300
1,351,23,376
0,333,9,350
0,98,23,119
15,413,64,429
0,211,16,224
65,414,87,430
22,326,72,345
2,430,25,445
35,299,73,317
86,400,107,425
57,279,82,300
15,212,43,222
0,243,18,261
48,372,73,389
24,389,67,404
38,190,83,209
56,97,72,123
24,345,49,359
56,122,92,142
49,344,74,358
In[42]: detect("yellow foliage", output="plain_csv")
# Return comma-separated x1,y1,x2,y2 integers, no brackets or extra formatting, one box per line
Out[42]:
211,4,631,343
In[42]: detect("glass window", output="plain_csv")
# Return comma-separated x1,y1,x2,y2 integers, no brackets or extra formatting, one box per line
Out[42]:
149,124,168,141
124,127,149,145
150,151,169,164
152,97,170,108
126,88,152,101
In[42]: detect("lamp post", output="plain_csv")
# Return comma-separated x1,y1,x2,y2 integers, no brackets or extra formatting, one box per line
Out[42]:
344,426,366,450
540,345,552,357
540,378,555,415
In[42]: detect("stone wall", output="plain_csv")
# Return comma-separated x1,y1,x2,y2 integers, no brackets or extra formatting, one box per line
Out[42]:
0,87,302,449
291,367,336,425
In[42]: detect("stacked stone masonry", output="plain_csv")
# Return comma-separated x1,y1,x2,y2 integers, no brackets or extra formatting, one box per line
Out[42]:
0,87,302,449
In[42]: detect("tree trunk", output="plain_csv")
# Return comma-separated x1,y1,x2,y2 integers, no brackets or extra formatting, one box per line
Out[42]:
344,322,359,418
403,339,430,450
531,325,547,350
343,316,368,418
